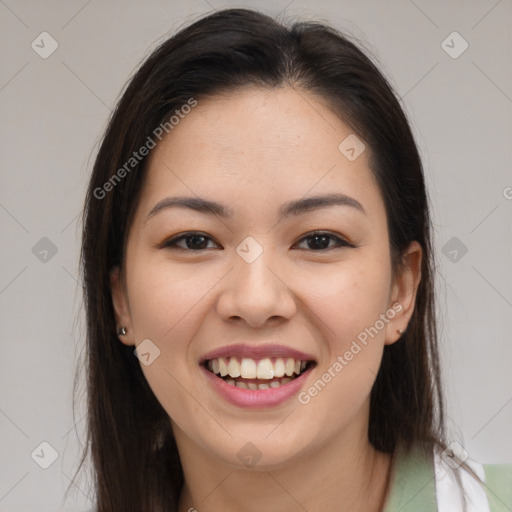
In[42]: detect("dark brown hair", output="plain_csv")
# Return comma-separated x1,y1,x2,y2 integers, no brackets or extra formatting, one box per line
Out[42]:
75,7,470,511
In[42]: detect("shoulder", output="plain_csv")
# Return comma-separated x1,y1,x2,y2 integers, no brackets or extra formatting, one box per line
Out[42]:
481,462,512,511
435,450,512,512
383,445,512,512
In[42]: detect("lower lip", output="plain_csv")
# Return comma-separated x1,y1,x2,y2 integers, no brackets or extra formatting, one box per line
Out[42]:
200,364,314,409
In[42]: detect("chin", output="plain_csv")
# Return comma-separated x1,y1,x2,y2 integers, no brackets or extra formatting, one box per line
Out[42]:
201,430,312,471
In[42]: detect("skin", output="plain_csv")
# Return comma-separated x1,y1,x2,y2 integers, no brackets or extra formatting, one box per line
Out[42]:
110,85,422,512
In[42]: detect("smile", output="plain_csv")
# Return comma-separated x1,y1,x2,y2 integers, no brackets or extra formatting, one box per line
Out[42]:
204,356,315,390
200,352,317,408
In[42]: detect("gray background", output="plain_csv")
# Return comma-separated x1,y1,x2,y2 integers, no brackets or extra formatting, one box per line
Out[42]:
0,0,511,510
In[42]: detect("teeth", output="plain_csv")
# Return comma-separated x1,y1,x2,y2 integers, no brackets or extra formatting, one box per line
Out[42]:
256,358,274,379
206,356,311,380
222,376,295,390
285,358,295,376
227,357,241,378
240,358,257,379
273,358,286,377
219,357,229,377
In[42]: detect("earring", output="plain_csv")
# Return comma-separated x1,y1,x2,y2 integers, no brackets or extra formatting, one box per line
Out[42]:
118,327,127,336
397,328,404,335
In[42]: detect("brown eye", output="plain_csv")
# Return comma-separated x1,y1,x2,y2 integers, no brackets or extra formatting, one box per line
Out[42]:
294,231,354,251
160,230,354,252
161,232,219,251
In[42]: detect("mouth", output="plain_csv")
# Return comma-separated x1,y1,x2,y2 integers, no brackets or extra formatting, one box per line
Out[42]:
202,356,317,390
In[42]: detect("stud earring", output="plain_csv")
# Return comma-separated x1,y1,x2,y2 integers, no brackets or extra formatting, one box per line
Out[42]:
118,327,127,336
397,328,404,335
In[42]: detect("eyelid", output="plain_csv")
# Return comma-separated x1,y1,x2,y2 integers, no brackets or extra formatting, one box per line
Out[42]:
159,231,221,250
160,230,355,251
293,230,355,250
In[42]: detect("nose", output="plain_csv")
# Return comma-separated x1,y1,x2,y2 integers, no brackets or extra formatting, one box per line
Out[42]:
216,251,297,328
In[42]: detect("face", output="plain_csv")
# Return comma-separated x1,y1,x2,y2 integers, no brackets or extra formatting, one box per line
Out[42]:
111,85,421,470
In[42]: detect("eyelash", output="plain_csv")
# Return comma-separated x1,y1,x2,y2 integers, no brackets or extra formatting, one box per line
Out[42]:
160,230,355,252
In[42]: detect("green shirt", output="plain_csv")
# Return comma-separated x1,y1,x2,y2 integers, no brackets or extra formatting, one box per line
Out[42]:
383,446,512,512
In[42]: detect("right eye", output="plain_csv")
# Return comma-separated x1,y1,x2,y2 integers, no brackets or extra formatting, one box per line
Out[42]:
160,232,221,251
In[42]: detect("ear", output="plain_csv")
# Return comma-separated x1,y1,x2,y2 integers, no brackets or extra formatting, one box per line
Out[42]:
110,266,134,346
385,241,422,346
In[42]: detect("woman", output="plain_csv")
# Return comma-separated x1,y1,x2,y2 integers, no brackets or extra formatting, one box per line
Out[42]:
76,8,511,512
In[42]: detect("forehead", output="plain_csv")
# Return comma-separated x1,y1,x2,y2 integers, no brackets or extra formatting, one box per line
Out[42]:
159,85,354,160
139,86,384,219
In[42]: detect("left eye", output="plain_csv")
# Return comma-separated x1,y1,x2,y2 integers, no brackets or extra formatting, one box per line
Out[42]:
294,231,353,251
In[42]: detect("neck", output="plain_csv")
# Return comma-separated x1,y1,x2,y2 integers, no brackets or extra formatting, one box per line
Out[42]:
175,421,393,512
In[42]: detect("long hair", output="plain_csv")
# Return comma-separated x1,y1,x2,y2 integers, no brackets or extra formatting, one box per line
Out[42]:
75,8,466,510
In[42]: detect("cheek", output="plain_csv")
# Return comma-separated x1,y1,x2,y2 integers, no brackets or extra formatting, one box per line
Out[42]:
295,266,390,442
128,261,220,338
126,262,211,394
297,255,391,414
304,257,392,348
125,262,217,429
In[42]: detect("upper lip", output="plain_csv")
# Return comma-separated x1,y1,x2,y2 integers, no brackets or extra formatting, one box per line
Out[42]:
199,343,317,365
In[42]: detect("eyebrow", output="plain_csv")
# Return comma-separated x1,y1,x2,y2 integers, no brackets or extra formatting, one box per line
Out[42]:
145,192,366,222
